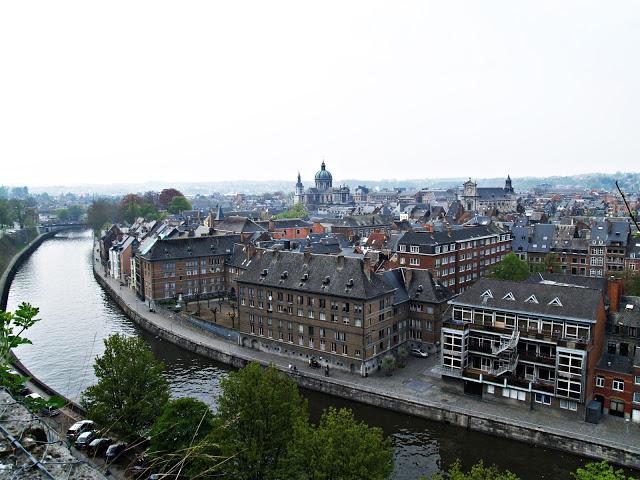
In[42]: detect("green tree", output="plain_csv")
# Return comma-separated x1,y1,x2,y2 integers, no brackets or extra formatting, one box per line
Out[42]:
0,200,12,227
168,195,192,214
382,354,396,376
56,208,71,222
81,334,169,440
87,199,121,234
487,253,529,281
572,461,636,480
215,362,307,480
67,204,84,221
286,407,394,480
159,188,185,209
0,303,40,394
272,203,309,220
149,397,218,476
530,253,562,274
120,194,145,223
428,460,520,480
397,345,409,367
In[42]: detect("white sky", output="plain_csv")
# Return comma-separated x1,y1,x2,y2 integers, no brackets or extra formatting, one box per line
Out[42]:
1,1,639,186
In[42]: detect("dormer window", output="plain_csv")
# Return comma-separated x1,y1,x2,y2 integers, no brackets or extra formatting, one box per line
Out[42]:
524,295,539,304
502,292,515,301
548,297,563,307
410,245,419,253
481,289,493,299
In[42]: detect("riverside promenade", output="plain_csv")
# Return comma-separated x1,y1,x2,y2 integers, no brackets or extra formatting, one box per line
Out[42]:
93,257,640,468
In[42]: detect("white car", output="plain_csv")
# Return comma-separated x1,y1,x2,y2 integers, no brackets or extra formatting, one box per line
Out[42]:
410,348,429,358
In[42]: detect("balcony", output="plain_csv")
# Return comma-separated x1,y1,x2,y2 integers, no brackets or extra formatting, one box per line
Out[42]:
440,366,463,378
488,354,519,376
517,351,556,366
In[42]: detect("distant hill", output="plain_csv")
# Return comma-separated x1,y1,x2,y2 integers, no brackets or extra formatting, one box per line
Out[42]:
23,172,640,196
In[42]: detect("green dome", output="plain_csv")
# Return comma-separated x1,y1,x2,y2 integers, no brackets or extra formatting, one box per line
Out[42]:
315,161,332,181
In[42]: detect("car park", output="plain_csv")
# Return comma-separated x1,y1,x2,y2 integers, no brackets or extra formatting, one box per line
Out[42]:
410,348,429,358
67,420,95,440
75,430,96,450
88,437,113,456
105,443,127,463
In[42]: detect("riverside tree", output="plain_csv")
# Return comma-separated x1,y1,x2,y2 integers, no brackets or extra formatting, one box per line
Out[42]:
81,334,169,440
0,303,40,394
149,397,220,477
286,406,394,480
215,362,308,480
571,461,637,480
427,460,519,480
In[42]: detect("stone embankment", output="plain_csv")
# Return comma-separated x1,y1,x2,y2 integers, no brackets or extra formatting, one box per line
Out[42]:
93,255,640,470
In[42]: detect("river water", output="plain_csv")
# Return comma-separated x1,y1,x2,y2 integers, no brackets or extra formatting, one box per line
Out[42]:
7,230,589,479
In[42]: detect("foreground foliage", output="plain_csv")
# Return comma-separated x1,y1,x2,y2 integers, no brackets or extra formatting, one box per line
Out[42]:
81,334,169,440
571,461,636,480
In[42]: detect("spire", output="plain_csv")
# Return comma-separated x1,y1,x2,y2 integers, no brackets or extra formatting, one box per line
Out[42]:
215,204,224,220
321,160,326,170
297,171,301,183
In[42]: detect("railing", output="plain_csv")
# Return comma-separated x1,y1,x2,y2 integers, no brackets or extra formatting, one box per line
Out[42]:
489,354,519,376
492,329,520,355
440,366,463,378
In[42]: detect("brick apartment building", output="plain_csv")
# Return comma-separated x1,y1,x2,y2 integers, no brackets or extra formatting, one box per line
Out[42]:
395,225,511,293
440,276,607,415
138,235,240,302
268,218,313,240
236,250,454,375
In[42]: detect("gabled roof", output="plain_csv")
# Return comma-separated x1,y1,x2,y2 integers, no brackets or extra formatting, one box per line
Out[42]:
451,278,602,323
215,216,266,234
397,225,506,252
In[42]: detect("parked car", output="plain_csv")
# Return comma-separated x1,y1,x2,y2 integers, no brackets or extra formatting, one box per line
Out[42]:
25,392,43,401
88,437,113,456
410,348,429,358
40,405,60,417
75,431,96,450
67,420,95,440
105,443,127,463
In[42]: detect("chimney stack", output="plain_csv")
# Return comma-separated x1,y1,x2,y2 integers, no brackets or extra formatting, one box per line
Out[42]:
608,276,623,313
336,254,345,271
363,256,372,281
304,248,312,266
404,268,413,290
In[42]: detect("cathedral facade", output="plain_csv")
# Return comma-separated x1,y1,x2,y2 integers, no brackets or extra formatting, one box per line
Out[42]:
294,161,352,207
460,176,517,213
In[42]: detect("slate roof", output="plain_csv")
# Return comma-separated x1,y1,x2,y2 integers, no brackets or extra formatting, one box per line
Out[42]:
237,250,393,300
611,296,640,329
382,268,454,305
270,218,312,229
528,272,608,295
511,226,530,252
597,353,633,375
323,214,392,228
142,234,240,261
477,187,512,200
215,216,266,233
528,224,556,253
397,225,506,254
451,278,602,323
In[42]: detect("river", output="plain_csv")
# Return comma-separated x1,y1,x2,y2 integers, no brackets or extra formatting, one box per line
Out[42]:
6,230,589,479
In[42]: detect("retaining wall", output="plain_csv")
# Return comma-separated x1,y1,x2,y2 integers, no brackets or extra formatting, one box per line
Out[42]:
93,264,640,469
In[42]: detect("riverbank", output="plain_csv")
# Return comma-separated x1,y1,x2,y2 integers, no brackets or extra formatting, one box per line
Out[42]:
0,227,88,414
92,252,640,469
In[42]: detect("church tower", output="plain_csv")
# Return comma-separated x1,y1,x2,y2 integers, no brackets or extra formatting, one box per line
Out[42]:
294,172,304,204
505,175,514,194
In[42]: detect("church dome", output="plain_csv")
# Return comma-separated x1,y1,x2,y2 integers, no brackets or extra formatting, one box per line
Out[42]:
315,161,332,182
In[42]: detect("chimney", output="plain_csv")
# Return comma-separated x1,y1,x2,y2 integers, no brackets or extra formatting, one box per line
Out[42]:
608,276,623,313
336,254,345,271
246,244,256,261
304,249,312,266
404,268,413,290
363,257,372,281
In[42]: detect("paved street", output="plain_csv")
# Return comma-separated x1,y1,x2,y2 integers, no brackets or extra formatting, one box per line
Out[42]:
94,253,640,460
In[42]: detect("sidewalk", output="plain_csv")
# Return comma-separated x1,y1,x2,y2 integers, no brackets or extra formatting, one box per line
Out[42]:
94,255,640,463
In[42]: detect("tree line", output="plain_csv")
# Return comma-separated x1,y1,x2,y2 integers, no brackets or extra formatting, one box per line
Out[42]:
87,188,192,233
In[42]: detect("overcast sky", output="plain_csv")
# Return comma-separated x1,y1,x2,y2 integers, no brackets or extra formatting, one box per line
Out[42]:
1,1,639,187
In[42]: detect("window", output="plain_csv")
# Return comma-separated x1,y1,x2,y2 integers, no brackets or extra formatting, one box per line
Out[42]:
635,375,640,385
534,393,551,405
613,379,625,392
486,385,495,394
410,245,419,253
524,295,538,304
410,258,420,266
560,399,577,411
502,292,515,301
634,392,640,404
596,376,605,388
548,297,563,307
